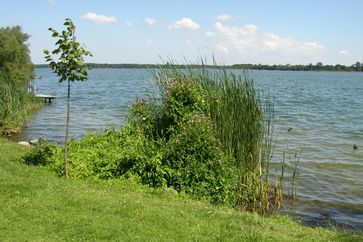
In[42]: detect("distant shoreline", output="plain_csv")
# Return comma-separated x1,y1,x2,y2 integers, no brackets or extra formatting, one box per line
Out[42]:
35,63,363,72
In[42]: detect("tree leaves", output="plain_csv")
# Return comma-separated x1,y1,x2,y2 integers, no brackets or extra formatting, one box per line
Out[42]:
44,18,92,83
0,25,34,86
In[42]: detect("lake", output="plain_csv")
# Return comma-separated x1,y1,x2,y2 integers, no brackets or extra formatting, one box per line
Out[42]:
18,68,363,231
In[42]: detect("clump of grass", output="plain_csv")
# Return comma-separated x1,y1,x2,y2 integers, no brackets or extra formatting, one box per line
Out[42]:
0,72,42,136
153,62,277,213
274,148,302,204
289,149,302,202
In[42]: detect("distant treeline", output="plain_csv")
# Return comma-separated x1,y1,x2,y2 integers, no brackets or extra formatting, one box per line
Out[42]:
232,62,363,72
35,62,363,72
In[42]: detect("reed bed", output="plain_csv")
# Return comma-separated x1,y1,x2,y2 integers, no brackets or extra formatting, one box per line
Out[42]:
0,72,41,135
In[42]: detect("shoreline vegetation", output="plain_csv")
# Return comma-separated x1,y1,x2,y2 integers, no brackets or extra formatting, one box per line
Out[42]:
1,138,362,241
24,63,279,212
0,26,42,137
36,62,363,72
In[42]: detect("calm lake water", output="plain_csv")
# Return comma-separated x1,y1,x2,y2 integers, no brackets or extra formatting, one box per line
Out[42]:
18,68,363,231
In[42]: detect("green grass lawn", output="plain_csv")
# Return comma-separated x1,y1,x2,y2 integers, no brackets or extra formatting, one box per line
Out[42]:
0,138,361,241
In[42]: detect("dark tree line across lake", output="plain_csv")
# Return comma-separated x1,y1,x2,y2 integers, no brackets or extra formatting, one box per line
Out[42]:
35,62,363,72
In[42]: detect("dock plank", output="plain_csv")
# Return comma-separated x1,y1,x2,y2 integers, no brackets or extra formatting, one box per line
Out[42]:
35,94,57,103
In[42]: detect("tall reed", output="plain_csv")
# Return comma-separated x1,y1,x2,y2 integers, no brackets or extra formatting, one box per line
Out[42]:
0,72,41,135
153,63,277,213
289,149,302,202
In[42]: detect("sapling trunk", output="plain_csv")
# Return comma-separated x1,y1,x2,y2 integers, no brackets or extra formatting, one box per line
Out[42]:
64,79,70,178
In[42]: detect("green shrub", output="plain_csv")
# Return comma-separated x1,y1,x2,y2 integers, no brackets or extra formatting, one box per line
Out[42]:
22,74,237,205
66,130,123,179
126,77,236,203
117,124,166,187
23,141,61,167
128,77,206,140
0,26,34,86
163,77,204,122
163,113,237,204
153,65,277,213
23,130,122,179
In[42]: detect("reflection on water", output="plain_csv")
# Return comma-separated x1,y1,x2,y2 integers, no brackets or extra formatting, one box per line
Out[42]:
19,68,363,231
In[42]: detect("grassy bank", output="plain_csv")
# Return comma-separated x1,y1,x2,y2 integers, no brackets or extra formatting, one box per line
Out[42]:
0,138,361,241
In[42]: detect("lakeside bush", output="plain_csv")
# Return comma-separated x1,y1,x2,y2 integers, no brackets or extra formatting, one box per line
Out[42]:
0,26,34,86
154,65,277,213
24,63,286,212
0,26,41,135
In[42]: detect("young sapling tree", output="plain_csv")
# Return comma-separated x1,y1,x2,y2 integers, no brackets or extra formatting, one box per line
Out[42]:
44,18,92,178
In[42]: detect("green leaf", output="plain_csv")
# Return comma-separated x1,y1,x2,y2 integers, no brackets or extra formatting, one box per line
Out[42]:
44,18,92,86
55,39,63,45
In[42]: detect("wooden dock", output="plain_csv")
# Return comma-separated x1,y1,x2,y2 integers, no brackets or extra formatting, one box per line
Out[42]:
35,94,57,103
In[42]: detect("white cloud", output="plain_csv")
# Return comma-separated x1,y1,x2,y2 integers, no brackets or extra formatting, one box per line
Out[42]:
125,21,133,27
213,22,325,63
145,17,158,26
185,40,192,45
215,44,229,54
168,18,200,30
216,14,232,21
339,50,350,57
145,39,153,44
206,31,215,37
81,12,117,24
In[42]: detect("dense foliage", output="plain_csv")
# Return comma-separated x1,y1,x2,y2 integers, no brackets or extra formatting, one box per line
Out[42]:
0,26,40,135
153,66,276,213
24,74,238,205
24,64,287,212
0,26,34,86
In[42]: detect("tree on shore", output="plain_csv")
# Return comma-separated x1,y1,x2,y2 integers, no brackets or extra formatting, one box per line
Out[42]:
0,25,37,136
0,26,34,86
44,18,92,178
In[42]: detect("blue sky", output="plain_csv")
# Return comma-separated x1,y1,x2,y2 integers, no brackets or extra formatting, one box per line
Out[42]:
1,0,362,65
